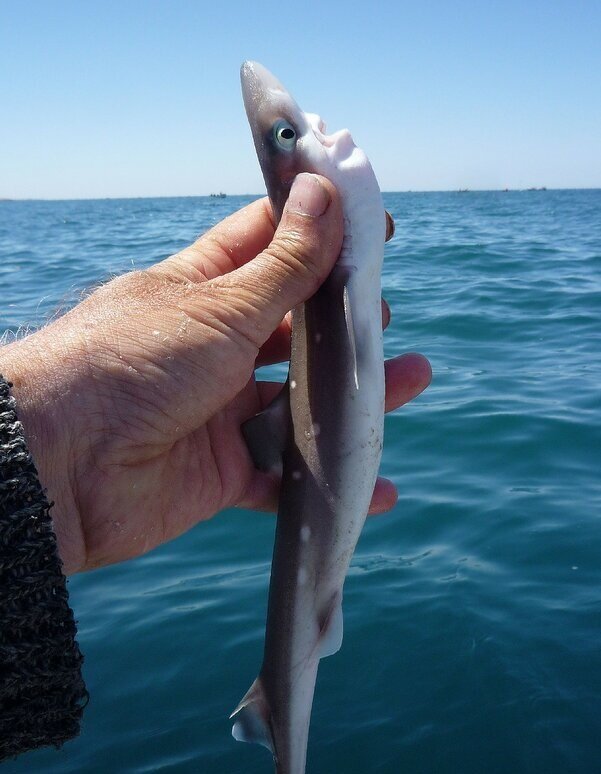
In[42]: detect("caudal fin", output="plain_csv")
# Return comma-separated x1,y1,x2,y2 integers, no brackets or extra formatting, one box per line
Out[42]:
230,678,275,755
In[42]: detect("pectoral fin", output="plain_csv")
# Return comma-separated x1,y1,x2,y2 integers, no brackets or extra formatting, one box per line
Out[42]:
242,383,290,474
343,285,359,390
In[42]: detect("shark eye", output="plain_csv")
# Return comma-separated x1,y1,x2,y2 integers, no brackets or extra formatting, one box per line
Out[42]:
274,120,297,150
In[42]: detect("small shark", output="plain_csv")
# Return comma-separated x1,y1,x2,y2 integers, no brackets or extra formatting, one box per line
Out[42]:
231,61,386,774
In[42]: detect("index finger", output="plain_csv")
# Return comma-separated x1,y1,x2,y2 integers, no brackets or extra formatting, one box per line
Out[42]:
172,196,277,280
171,198,394,281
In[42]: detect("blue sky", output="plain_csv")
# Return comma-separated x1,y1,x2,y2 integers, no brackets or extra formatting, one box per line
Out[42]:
1,0,600,198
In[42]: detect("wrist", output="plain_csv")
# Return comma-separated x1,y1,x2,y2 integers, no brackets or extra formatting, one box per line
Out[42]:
0,329,86,573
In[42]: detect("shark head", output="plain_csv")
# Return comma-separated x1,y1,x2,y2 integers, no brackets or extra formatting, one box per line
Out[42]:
240,60,364,221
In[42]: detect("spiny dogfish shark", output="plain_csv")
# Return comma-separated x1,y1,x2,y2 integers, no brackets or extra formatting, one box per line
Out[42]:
230,61,386,774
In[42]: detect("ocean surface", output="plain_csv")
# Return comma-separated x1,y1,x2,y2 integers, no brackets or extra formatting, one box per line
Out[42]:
1,189,600,773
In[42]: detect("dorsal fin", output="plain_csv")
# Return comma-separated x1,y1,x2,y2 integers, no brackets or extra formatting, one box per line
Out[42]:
318,601,344,658
230,678,275,755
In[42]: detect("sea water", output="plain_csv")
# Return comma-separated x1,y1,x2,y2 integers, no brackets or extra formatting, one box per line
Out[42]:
1,190,600,773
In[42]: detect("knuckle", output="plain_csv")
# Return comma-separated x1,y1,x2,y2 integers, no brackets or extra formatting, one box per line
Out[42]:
266,230,323,283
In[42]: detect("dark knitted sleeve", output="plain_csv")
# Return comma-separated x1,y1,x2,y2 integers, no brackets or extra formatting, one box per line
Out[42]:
0,375,88,761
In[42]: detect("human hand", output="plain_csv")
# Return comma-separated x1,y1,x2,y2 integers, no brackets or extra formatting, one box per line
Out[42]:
0,174,431,574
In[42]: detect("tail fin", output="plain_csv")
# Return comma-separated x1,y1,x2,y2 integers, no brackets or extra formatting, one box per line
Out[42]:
230,678,275,755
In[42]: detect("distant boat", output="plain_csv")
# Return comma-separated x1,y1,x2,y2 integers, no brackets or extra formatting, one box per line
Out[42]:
210,192,227,198
526,187,547,191
457,188,470,193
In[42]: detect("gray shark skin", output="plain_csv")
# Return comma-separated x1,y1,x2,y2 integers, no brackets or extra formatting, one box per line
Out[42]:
231,61,386,774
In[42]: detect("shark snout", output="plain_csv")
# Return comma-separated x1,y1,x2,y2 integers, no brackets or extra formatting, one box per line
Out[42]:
240,60,286,108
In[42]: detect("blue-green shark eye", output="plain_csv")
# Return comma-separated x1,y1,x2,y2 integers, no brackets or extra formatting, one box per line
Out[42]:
274,119,297,149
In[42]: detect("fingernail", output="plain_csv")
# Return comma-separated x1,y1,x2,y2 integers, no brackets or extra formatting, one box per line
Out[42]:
287,173,330,217
385,210,395,241
381,297,391,328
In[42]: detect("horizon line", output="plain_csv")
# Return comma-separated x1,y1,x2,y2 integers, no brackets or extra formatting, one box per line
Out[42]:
1,186,600,203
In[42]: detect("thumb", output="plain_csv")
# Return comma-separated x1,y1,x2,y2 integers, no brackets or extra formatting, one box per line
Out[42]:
213,173,343,345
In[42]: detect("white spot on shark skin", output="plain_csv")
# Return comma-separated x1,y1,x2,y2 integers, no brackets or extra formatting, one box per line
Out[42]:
290,380,297,389
300,525,311,542
292,470,302,481
297,567,308,586
304,423,320,440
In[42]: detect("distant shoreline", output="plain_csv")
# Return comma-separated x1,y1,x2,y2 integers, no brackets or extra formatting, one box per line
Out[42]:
1,187,600,203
